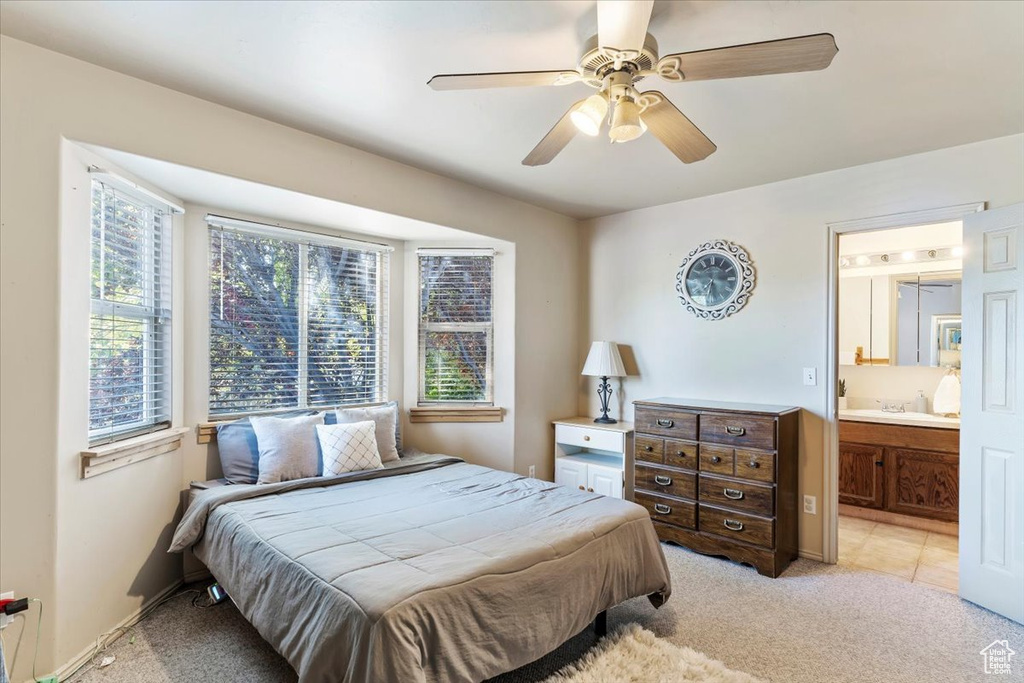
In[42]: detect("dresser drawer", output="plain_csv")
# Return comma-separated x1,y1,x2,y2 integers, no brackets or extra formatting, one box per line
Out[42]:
635,464,696,499
635,436,664,464
735,449,775,483
664,439,698,470
699,504,774,549
701,413,776,450
699,444,734,476
699,474,774,517
635,407,697,440
635,491,696,530
555,424,624,453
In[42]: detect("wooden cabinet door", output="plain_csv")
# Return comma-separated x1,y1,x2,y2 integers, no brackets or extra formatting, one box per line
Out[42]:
885,448,959,522
554,459,587,492
838,442,884,509
588,462,623,499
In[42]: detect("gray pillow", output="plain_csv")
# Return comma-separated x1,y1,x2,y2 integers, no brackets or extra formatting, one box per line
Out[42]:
215,410,315,484
334,402,400,463
251,413,325,484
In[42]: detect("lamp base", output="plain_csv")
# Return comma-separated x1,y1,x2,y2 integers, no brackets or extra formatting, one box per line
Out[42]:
594,416,618,424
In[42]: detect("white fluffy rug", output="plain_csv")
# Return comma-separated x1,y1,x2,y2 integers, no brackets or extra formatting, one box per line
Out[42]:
542,624,764,683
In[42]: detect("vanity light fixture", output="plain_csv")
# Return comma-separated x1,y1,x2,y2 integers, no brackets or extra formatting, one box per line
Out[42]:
952,246,964,257
855,255,871,266
901,250,916,262
840,246,964,269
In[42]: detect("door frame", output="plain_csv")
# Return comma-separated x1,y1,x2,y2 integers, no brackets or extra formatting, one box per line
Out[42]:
822,202,984,564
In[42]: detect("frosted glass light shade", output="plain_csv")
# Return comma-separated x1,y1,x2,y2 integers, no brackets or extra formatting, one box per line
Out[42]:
582,341,626,377
571,94,608,136
609,98,643,143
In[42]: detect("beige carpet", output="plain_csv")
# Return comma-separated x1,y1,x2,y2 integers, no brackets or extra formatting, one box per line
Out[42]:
543,624,763,683
69,543,1023,683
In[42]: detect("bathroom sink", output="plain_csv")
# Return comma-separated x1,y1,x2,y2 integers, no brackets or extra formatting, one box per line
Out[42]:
838,408,960,429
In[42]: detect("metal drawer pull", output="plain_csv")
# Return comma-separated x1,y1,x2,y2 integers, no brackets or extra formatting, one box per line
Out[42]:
654,475,672,486
583,435,591,441
724,519,744,531
748,460,759,469
578,485,585,490
723,488,744,500
587,487,594,493
726,426,746,436
654,503,672,515
711,456,722,464
676,451,686,457
644,445,653,452
656,419,674,428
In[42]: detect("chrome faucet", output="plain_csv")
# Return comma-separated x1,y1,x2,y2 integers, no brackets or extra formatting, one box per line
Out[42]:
877,399,906,413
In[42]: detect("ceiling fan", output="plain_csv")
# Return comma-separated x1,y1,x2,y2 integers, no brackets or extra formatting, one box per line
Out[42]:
428,1,837,166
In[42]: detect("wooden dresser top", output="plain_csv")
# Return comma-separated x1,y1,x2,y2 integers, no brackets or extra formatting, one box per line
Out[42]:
634,397,799,416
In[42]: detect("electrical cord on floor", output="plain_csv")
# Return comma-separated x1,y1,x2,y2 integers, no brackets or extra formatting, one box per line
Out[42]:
62,588,207,682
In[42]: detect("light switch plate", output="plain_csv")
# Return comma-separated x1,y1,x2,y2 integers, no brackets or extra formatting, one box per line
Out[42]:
528,465,536,478
803,367,817,386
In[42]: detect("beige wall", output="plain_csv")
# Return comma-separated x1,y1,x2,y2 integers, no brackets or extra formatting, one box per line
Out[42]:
579,134,1024,559
0,35,578,680
839,365,950,411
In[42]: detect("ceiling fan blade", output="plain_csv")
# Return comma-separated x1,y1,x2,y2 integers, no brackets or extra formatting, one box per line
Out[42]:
428,70,580,90
638,91,716,163
598,0,654,54
656,33,838,82
522,100,586,166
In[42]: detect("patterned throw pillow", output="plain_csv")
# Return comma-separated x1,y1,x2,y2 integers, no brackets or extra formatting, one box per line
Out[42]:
316,421,383,475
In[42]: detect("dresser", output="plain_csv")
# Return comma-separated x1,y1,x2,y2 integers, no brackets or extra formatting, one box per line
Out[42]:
553,418,634,499
630,398,799,578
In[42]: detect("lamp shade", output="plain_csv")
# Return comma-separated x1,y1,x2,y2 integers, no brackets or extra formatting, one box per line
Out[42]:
582,341,626,377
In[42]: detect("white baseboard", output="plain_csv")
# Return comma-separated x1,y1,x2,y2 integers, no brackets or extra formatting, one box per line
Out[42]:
799,549,824,563
48,580,183,682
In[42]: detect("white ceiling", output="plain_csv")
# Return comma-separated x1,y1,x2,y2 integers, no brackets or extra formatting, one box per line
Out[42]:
3,1,1022,219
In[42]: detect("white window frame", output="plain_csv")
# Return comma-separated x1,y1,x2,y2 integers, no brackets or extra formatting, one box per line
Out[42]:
417,248,495,406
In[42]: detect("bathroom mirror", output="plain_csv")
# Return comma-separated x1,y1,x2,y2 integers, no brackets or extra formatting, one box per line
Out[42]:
839,270,962,367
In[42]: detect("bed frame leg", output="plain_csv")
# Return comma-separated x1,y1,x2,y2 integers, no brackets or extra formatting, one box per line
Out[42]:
594,610,607,638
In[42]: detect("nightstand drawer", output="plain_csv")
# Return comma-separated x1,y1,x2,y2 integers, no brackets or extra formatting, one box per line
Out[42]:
635,464,696,499
555,424,624,453
635,491,696,530
635,407,697,440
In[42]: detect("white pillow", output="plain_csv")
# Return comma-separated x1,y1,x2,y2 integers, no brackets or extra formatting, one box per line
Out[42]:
334,403,400,463
316,421,383,475
251,413,324,484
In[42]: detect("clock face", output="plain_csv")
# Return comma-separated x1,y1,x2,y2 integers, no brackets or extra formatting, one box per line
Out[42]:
684,253,740,308
675,240,756,320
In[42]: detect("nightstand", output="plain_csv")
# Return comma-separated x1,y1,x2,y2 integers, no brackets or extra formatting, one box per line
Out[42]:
552,417,635,500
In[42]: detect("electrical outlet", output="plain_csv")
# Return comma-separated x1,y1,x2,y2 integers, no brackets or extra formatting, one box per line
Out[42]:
528,465,536,478
803,495,817,515
0,590,13,629
803,367,817,386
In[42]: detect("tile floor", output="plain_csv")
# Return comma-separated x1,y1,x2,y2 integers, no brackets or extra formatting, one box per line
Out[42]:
838,515,959,592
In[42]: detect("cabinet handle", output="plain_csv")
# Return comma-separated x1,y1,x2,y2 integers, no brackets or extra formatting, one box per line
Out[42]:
724,519,744,531
748,460,759,469
654,475,672,486
875,461,883,467
726,426,746,436
676,451,686,457
656,419,674,428
583,435,591,441
644,445,653,452
578,485,585,490
587,487,594,493
654,503,672,515
711,456,722,464
723,488,744,500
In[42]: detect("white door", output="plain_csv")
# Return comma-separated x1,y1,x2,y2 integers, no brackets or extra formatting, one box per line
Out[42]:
960,203,1024,624
588,462,623,499
554,458,588,492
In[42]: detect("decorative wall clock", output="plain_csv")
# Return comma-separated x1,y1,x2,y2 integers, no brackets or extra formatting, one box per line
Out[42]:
675,240,756,320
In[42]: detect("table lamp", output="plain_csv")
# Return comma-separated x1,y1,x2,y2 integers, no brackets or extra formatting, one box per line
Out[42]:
582,341,626,424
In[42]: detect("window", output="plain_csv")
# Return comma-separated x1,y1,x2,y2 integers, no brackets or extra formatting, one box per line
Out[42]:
208,216,390,416
418,249,494,404
89,180,173,444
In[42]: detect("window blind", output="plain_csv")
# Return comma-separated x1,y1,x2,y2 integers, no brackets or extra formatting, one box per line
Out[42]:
208,220,389,416
418,250,494,404
89,180,173,445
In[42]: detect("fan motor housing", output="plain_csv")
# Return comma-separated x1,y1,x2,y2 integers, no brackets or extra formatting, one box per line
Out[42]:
577,33,659,85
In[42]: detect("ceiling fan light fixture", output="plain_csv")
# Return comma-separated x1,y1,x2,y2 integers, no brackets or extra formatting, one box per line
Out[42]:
608,97,644,143
570,94,608,136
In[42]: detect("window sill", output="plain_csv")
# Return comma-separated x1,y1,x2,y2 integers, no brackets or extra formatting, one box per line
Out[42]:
409,406,504,423
80,427,189,479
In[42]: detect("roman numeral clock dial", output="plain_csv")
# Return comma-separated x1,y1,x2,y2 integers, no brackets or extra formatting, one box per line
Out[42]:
675,240,756,320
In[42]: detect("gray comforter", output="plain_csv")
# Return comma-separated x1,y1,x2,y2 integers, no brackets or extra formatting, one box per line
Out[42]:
170,453,671,683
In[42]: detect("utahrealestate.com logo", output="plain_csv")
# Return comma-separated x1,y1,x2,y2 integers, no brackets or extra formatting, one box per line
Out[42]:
980,640,1016,675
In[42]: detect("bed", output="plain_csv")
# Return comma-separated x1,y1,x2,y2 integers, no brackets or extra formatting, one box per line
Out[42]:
170,452,672,683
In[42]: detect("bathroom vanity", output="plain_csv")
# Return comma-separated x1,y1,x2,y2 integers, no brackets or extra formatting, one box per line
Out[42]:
838,409,959,522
